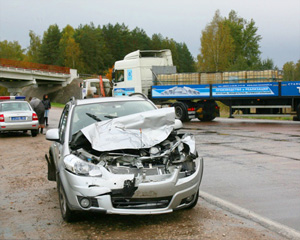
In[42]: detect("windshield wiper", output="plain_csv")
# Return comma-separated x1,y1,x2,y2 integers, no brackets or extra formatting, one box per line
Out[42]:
86,113,102,122
104,115,118,119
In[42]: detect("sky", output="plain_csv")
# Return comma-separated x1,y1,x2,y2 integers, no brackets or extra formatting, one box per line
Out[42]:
0,0,299,69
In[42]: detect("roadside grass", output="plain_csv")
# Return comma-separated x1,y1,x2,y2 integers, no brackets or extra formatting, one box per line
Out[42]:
217,101,294,121
51,102,65,108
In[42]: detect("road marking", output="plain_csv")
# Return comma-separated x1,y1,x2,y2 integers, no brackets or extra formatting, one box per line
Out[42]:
199,191,300,240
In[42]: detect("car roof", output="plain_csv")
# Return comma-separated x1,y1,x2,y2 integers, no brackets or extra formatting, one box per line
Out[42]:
74,96,150,106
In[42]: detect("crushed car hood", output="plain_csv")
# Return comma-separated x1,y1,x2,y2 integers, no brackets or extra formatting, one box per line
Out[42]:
77,107,176,152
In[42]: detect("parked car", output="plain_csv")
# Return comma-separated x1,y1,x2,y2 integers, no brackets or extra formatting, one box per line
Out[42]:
0,96,39,137
45,94,204,222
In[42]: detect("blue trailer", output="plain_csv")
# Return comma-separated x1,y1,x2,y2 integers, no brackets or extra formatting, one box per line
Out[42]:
151,81,300,122
113,49,300,122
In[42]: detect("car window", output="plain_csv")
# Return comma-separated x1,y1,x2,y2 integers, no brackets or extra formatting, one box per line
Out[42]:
58,104,70,143
0,102,31,112
71,100,156,135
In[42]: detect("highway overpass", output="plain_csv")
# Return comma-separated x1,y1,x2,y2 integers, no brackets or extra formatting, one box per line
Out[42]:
0,58,78,95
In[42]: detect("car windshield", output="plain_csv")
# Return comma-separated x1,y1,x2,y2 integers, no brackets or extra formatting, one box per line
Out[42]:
71,100,156,135
0,102,31,112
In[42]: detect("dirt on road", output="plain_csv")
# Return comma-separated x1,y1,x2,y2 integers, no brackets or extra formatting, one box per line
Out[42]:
0,108,284,239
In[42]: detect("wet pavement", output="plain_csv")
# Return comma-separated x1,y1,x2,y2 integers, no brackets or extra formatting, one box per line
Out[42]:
0,109,285,239
182,118,300,232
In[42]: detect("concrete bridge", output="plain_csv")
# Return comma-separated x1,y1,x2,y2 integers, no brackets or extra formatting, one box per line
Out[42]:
0,58,78,95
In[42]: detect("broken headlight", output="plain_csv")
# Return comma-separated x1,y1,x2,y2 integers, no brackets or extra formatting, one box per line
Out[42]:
64,154,102,177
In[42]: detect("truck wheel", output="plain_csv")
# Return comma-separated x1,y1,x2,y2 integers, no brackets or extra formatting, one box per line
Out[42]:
296,103,300,121
198,114,215,122
173,102,188,122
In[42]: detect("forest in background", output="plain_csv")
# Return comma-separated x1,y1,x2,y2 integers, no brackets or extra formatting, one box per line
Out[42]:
0,10,299,80
0,23,196,76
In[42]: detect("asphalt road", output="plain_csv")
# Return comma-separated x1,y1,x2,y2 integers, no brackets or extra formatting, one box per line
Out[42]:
1,108,286,239
183,118,300,232
48,107,300,232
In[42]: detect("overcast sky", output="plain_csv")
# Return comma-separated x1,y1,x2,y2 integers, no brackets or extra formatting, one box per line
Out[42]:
0,0,299,69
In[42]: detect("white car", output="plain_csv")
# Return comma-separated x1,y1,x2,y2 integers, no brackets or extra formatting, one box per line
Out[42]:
46,94,203,222
0,96,39,137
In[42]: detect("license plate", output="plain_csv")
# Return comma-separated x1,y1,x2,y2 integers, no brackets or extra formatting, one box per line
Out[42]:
11,117,26,121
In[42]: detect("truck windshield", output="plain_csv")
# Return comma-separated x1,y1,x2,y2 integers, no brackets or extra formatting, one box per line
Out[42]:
114,70,124,82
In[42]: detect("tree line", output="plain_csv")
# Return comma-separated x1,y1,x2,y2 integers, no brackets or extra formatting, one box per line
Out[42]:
0,23,195,75
0,10,299,81
197,10,300,79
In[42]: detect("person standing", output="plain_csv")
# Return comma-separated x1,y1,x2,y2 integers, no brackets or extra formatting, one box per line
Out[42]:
42,94,51,126
29,97,45,134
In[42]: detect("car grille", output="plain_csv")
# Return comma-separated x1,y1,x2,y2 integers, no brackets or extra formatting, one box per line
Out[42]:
111,197,172,209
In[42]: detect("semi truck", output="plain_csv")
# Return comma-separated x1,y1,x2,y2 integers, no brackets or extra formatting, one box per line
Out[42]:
112,49,300,122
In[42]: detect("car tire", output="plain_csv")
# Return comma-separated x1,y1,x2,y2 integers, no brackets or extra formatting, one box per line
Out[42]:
185,190,199,209
57,178,76,222
31,129,38,137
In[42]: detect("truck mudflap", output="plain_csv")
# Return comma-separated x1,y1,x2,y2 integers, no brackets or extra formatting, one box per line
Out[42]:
45,154,56,181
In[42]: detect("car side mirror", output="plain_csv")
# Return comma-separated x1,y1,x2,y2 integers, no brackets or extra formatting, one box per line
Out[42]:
46,128,60,142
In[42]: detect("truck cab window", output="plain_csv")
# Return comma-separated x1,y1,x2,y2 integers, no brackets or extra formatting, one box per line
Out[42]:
115,70,124,83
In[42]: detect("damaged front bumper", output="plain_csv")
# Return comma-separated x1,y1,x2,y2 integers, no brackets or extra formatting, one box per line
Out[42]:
59,157,203,215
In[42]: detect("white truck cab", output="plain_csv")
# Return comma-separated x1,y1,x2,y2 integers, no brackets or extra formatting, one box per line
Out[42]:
113,50,176,96
81,78,111,99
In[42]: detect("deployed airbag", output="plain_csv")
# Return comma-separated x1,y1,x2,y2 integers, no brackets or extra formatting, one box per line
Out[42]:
79,108,176,151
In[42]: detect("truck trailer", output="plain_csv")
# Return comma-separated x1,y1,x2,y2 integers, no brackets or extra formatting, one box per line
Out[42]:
113,49,300,122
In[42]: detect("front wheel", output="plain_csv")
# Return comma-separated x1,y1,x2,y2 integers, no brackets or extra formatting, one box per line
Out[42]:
185,190,199,209
57,178,76,222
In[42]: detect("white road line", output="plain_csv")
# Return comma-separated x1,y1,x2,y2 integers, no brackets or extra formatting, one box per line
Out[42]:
199,191,300,240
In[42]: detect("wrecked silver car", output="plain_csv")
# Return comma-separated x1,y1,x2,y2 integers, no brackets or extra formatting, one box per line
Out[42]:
45,95,203,222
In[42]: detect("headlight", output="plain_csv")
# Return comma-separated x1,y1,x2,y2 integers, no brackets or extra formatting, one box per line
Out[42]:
64,155,102,177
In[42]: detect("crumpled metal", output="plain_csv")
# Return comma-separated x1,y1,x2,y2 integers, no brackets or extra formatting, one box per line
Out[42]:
80,108,176,152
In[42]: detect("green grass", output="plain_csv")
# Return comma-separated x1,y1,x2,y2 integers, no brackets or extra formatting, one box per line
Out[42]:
216,101,295,121
232,116,293,121
51,102,65,108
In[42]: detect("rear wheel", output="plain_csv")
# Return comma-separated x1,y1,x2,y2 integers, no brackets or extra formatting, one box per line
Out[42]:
173,102,189,122
57,178,76,222
31,129,38,137
198,114,215,122
295,103,300,121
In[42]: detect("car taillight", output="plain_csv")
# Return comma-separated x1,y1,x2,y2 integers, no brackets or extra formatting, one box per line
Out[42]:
188,108,195,111
0,114,4,122
32,113,38,121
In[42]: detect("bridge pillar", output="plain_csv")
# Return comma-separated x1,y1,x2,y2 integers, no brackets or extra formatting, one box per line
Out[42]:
0,79,36,96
